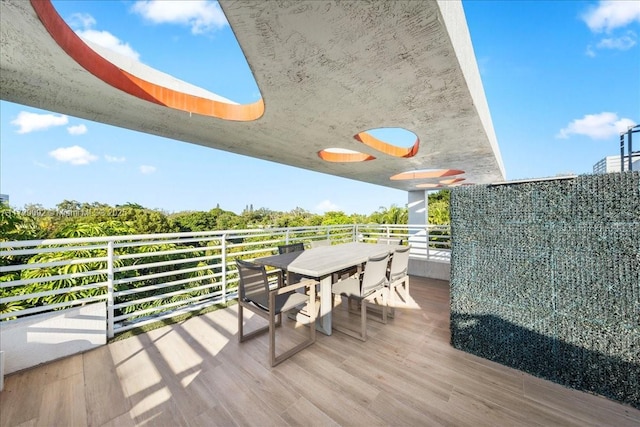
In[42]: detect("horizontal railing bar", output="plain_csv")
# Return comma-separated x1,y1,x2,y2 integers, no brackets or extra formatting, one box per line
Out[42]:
0,244,107,257
114,245,216,261
115,254,221,273
0,256,109,273
1,269,108,288
0,224,439,250
113,235,223,249
113,286,223,319
0,282,106,303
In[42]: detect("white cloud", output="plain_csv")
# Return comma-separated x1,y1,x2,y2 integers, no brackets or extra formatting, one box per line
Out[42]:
556,112,637,140
67,13,96,30
77,29,141,60
105,155,126,163
596,32,637,50
67,124,88,135
11,111,68,134
582,1,640,33
315,200,340,213
140,165,157,174
68,12,140,60
131,0,228,35
49,146,98,165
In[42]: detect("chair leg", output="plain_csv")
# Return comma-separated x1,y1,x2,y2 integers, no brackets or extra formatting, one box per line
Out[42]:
361,299,367,341
269,307,277,367
238,304,243,342
332,294,368,341
381,291,387,324
271,307,317,367
238,303,270,342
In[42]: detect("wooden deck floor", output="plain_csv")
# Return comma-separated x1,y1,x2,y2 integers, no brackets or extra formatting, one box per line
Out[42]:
1,277,639,427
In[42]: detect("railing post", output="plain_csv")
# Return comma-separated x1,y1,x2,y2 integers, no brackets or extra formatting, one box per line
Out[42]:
285,228,290,244
426,225,431,260
106,240,114,339
221,234,227,303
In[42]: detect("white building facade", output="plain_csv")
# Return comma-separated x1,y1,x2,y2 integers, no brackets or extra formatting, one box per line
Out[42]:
593,153,640,174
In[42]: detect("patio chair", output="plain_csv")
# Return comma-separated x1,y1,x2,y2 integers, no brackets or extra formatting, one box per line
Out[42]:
309,239,331,248
277,242,305,254
377,237,402,245
331,253,389,341
276,242,305,285
387,245,410,317
236,258,317,367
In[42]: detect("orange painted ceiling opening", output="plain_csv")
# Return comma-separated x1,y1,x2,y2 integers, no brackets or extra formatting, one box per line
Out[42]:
33,0,264,121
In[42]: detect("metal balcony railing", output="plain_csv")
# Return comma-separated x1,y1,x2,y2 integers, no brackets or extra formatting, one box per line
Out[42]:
0,224,450,337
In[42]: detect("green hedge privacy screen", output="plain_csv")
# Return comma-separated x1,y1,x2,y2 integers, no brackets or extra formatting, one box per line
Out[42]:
450,172,640,408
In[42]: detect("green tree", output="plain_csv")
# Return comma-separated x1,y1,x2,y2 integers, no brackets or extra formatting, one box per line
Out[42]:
321,211,353,225
0,205,42,242
171,210,219,232
427,190,450,225
113,208,178,235
368,204,408,224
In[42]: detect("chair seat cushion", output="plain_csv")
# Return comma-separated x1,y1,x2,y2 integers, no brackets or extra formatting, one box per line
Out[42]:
249,290,309,314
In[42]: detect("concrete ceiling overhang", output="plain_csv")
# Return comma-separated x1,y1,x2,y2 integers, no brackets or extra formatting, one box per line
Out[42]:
0,0,505,191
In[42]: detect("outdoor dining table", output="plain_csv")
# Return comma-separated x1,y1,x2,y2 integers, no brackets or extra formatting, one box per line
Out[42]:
254,241,401,335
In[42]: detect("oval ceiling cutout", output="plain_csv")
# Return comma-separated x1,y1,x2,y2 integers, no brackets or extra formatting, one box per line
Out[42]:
354,127,419,158
390,169,465,180
439,178,466,185
318,148,375,163
36,0,263,121
416,183,442,189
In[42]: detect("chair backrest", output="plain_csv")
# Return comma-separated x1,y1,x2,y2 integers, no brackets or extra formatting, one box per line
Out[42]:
361,253,390,295
310,239,330,248
236,259,269,304
278,242,305,254
377,237,401,245
389,246,410,281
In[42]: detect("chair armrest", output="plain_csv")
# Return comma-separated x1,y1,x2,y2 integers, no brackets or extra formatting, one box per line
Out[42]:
274,278,318,296
269,279,317,320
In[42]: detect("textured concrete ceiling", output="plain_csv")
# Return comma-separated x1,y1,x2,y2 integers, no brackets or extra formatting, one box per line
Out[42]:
0,0,505,191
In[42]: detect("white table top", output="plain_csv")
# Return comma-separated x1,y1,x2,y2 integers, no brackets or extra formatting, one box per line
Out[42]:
254,242,400,278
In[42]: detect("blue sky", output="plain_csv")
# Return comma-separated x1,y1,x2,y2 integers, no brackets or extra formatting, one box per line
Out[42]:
1,0,639,214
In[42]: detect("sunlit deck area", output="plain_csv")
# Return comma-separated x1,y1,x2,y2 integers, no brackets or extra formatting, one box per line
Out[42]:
1,276,638,427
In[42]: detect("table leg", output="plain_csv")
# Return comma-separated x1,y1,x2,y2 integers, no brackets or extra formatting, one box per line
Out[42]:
317,275,332,335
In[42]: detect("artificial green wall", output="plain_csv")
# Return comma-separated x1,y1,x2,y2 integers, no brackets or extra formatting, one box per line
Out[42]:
450,172,639,408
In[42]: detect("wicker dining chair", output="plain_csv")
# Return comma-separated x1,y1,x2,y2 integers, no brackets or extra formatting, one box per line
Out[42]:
236,258,317,367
